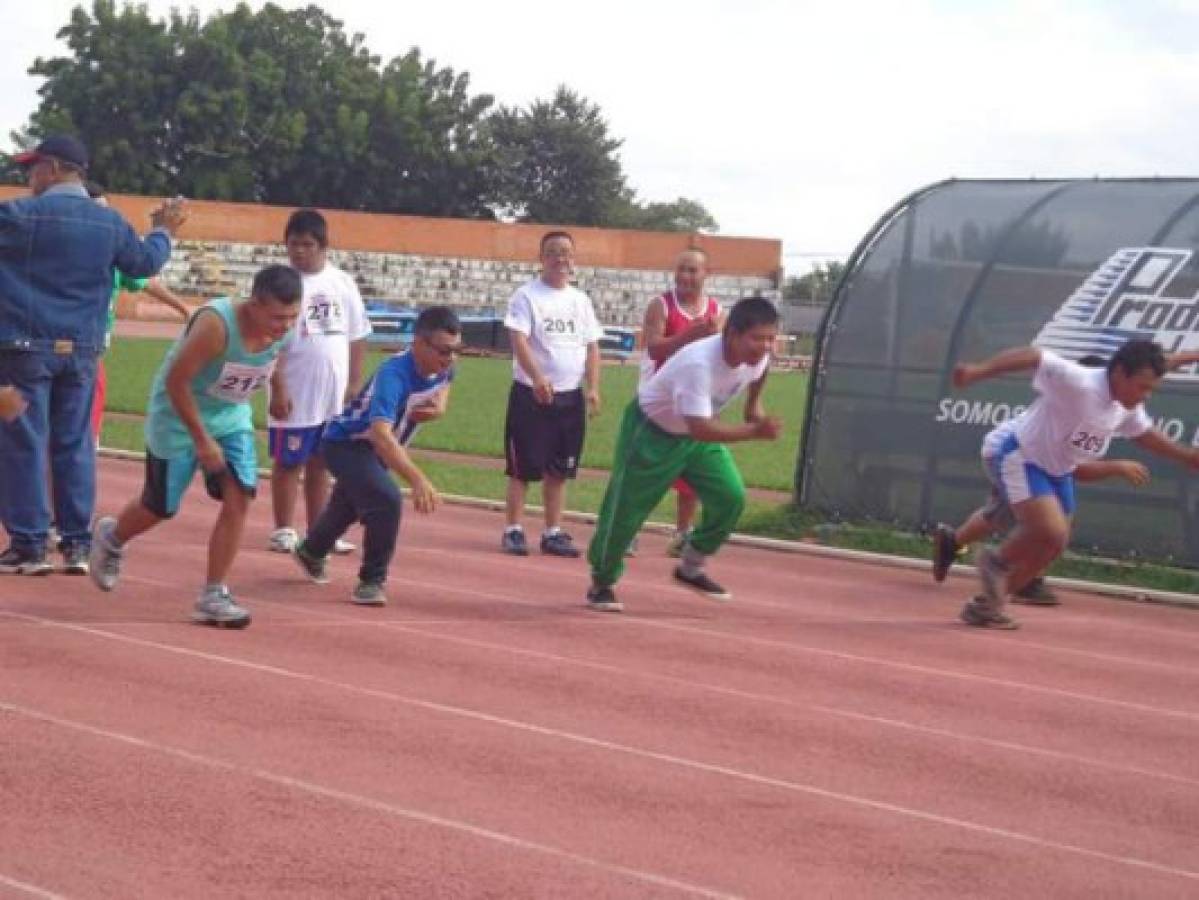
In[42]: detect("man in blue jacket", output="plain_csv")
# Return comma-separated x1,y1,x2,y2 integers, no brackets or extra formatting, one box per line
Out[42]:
0,134,188,575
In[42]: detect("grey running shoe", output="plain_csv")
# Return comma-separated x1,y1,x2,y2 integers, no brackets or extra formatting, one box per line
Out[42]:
351,580,387,606
88,517,123,591
540,530,580,558
673,567,733,601
192,584,252,628
292,540,330,584
1012,576,1060,606
501,528,530,556
931,523,959,582
586,582,623,612
0,545,53,576
61,544,89,575
975,548,1008,615
960,596,1020,630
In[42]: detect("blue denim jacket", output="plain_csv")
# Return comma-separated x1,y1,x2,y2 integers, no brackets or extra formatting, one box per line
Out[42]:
0,183,173,353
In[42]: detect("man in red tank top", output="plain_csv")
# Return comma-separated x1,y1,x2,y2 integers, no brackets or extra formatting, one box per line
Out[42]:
639,249,724,555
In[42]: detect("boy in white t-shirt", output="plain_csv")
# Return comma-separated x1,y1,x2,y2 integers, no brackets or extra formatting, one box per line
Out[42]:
501,231,602,558
950,340,1199,629
585,297,782,612
267,209,372,554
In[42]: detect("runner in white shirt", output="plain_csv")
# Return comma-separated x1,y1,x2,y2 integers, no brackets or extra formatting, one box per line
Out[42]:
585,297,782,612
949,340,1199,629
500,231,602,558
267,209,371,554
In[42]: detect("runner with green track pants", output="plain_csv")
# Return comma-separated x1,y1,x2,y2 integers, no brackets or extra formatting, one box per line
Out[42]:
586,296,782,612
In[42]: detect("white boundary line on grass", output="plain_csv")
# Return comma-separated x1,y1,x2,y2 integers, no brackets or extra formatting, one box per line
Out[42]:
96,448,1199,610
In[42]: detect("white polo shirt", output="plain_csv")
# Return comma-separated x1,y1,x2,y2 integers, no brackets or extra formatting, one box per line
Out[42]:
1001,351,1152,476
638,334,769,436
504,278,601,391
268,264,372,428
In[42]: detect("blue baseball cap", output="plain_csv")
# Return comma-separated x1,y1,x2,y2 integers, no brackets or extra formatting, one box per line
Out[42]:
14,134,89,170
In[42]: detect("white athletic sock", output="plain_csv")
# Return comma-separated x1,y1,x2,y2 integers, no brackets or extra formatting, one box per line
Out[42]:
544,526,562,537
505,524,523,535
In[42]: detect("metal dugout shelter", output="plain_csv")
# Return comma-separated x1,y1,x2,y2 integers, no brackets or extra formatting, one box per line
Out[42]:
796,178,1199,567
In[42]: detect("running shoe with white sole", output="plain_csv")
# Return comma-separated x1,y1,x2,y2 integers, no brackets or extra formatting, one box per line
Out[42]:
672,567,733,601
268,527,299,553
351,580,387,606
586,582,623,612
192,584,251,628
88,517,123,591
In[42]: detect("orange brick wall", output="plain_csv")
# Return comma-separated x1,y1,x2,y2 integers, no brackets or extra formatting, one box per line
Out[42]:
0,186,781,277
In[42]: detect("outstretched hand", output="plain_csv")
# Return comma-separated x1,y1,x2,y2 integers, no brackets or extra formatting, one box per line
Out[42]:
952,363,982,389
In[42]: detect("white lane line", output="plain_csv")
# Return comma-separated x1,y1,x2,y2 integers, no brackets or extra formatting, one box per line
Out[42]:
18,565,1192,790
86,490,1199,671
0,874,67,900
2,611,1197,883
0,702,738,900
7,540,1197,726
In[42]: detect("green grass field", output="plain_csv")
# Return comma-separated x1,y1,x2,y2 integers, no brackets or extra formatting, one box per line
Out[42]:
100,335,1199,595
103,337,808,491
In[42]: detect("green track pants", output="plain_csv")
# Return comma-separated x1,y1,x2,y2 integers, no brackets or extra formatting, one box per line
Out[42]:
588,402,745,587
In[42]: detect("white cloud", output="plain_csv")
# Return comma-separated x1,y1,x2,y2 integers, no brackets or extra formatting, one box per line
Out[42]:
3,0,1199,273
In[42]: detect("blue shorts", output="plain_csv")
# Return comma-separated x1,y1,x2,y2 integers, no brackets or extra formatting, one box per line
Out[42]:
269,424,325,468
984,433,1076,517
140,431,258,518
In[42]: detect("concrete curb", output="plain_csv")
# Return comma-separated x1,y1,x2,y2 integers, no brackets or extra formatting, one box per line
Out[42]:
97,447,1199,611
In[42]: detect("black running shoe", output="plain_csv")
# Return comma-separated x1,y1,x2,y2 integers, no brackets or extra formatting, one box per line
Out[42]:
61,544,89,575
1012,576,1060,606
0,546,52,576
540,530,580,558
586,583,623,612
672,567,732,601
932,523,959,583
292,541,330,585
501,529,530,556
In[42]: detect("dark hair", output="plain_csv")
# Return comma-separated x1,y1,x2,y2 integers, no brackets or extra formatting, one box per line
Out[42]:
414,305,461,337
251,264,303,305
284,208,329,247
539,230,574,253
726,296,779,333
1077,354,1107,368
84,180,105,199
1108,339,1166,378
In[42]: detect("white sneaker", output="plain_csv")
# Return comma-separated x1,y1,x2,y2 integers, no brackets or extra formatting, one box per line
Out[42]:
88,517,123,591
192,584,252,628
333,538,356,555
269,527,298,553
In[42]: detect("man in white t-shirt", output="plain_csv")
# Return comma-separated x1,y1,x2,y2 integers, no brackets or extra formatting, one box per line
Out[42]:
267,209,372,554
501,231,602,558
585,297,782,612
950,339,1199,629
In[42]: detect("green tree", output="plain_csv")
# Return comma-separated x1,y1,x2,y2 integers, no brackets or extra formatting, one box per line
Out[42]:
20,1,498,216
783,261,846,304
618,196,718,233
489,86,633,226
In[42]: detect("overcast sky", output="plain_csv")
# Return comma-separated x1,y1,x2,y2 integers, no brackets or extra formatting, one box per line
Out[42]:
2,0,1198,273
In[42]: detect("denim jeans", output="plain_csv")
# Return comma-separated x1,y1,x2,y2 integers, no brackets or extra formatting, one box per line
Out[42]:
306,439,402,585
0,350,98,551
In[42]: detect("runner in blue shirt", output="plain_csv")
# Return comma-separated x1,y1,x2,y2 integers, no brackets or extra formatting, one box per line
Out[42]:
293,306,461,606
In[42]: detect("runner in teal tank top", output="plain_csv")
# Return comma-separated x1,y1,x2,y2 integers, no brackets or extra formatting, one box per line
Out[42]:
88,265,302,629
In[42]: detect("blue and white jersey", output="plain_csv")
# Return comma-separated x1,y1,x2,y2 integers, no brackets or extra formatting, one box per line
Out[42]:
323,351,453,446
